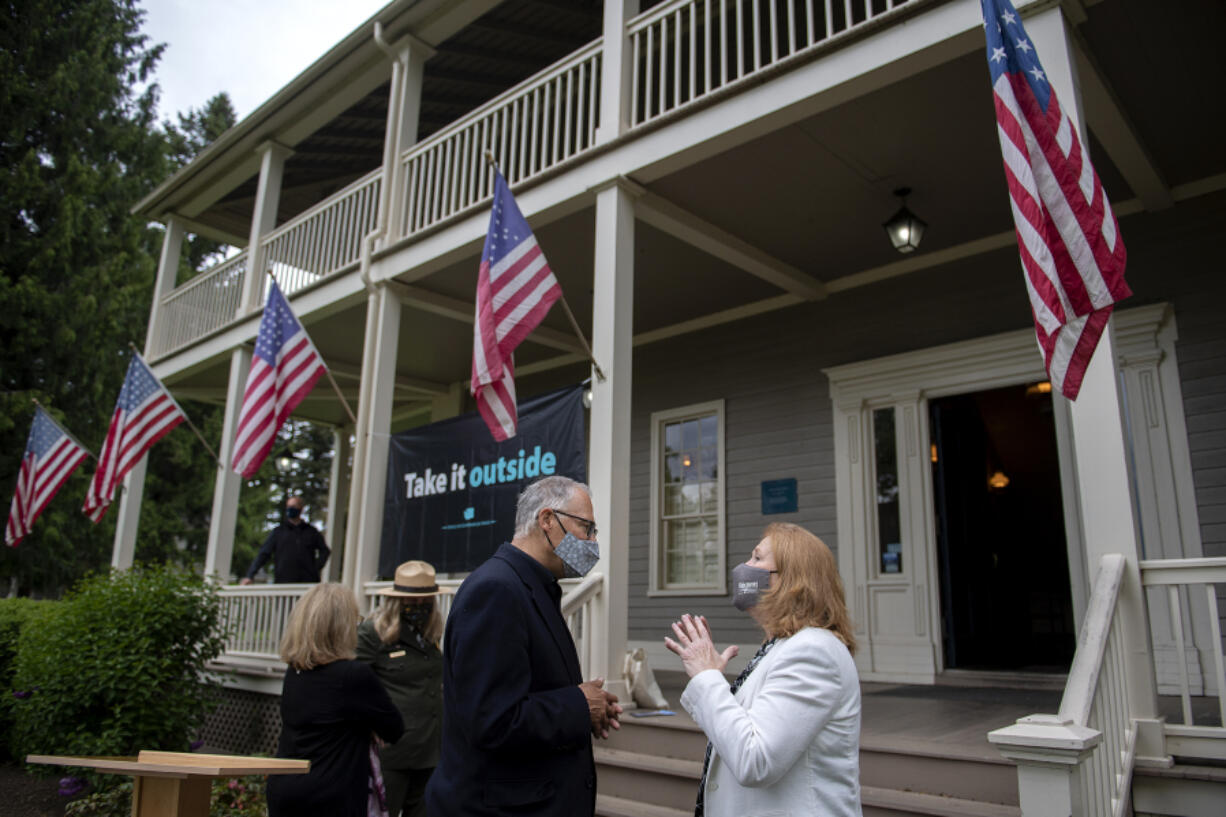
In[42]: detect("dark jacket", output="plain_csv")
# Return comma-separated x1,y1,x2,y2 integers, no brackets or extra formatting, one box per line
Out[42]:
356,617,443,770
424,543,595,817
267,659,404,817
245,520,330,583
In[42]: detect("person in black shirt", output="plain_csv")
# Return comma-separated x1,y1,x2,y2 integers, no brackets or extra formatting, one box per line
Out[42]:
267,582,404,817
241,495,330,584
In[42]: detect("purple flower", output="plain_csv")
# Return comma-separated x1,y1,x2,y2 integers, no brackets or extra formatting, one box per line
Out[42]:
11,690,31,699
58,776,87,797
189,739,205,751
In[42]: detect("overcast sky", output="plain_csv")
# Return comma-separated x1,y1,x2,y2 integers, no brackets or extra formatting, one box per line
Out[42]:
141,0,390,124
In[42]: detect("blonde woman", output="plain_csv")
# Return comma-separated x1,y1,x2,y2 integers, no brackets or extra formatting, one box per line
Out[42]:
665,523,861,817
267,583,404,817
357,561,451,817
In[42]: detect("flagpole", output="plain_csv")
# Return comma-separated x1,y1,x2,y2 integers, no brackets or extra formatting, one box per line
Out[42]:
126,343,222,467
482,150,607,382
30,398,98,459
264,270,358,426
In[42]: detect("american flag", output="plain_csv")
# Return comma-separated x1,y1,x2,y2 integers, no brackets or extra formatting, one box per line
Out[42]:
84,352,187,522
7,407,91,546
982,0,1130,399
471,170,562,440
232,280,327,477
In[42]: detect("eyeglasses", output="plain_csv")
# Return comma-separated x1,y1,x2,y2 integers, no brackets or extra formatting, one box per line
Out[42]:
552,509,597,540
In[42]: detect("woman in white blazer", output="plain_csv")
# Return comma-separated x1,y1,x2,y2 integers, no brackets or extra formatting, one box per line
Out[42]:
665,522,861,817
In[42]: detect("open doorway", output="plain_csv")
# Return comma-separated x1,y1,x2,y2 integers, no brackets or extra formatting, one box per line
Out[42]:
930,384,1075,672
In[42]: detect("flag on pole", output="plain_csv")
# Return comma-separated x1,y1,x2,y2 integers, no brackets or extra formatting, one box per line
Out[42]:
471,170,562,440
232,280,328,477
7,407,91,546
982,0,1130,399
84,351,188,522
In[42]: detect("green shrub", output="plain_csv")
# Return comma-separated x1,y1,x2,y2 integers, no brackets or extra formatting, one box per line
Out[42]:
0,597,55,760
8,565,226,762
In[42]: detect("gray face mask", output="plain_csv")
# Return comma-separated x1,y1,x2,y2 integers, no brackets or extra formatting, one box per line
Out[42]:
731,563,775,611
550,530,600,578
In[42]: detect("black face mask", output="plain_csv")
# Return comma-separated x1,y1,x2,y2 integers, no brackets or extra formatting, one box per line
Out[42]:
285,506,302,520
401,605,431,634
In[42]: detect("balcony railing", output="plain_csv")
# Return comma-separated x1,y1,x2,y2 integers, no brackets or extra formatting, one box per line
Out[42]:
262,169,383,296
398,40,602,237
150,251,248,358
628,0,915,128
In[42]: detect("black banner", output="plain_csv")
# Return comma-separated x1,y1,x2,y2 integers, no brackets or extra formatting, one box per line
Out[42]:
380,384,586,575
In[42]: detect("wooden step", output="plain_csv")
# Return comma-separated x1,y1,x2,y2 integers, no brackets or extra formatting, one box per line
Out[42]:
595,746,703,812
596,793,691,817
862,786,1022,817
861,738,1019,806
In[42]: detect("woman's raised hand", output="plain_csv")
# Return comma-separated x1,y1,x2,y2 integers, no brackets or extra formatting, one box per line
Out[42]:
664,613,739,678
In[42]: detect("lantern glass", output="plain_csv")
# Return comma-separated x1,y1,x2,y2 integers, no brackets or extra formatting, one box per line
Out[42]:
883,205,926,253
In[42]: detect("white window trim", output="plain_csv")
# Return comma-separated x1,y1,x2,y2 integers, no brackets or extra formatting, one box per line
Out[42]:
648,399,727,597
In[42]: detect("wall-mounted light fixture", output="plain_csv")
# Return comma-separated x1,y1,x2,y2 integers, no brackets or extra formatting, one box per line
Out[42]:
883,187,926,254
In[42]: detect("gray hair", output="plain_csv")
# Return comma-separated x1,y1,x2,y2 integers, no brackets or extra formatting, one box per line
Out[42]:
514,476,590,539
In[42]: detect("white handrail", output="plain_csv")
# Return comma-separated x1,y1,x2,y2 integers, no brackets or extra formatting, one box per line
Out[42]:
397,40,602,236
150,250,248,358
627,0,926,128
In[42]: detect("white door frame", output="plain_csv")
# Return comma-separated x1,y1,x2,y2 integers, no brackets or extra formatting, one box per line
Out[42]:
824,303,1201,685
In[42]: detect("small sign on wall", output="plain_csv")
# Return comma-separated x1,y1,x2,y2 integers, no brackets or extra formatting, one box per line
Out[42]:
761,478,798,515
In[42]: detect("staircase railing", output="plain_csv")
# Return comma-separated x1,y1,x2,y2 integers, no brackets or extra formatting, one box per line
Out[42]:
989,554,1136,817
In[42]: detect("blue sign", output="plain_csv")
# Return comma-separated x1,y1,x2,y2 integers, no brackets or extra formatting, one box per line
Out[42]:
381,384,586,575
761,478,798,515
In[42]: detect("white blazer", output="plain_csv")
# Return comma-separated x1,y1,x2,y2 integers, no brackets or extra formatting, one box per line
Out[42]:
680,627,861,817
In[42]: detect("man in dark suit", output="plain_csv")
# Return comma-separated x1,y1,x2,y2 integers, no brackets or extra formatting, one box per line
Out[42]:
239,495,330,584
425,475,621,817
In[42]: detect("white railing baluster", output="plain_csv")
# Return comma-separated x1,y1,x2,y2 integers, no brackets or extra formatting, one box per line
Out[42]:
1206,584,1226,727
1168,584,1194,723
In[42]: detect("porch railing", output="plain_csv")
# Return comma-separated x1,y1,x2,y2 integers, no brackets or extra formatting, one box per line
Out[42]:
215,574,604,679
628,0,916,128
1140,557,1226,758
149,251,248,358
261,169,383,297
398,40,602,237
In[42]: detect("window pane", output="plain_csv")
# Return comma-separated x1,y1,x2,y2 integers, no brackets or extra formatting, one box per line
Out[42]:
664,453,681,484
700,414,717,445
681,484,701,514
700,481,719,513
874,407,903,574
681,451,699,482
682,419,700,450
665,422,681,454
664,485,685,516
700,445,718,479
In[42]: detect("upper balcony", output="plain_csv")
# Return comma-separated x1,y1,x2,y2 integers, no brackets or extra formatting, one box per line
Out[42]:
141,0,932,365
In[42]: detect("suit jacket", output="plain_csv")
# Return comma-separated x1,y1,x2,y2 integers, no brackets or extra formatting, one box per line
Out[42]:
425,543,595,817
680,627,862,817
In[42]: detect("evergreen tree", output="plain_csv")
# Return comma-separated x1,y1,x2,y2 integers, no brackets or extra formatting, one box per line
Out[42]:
0,0,169,595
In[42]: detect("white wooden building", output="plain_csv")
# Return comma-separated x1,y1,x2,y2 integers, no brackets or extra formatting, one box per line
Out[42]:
120,1,1225,814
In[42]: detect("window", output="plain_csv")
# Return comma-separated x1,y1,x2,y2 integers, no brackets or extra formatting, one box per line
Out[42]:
873,407,903,575
649,400,726,596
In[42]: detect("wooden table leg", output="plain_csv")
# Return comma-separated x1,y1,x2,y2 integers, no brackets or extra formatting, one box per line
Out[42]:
131,775,211,817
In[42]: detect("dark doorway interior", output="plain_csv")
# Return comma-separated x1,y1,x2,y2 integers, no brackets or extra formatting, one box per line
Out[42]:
930,384,1075,672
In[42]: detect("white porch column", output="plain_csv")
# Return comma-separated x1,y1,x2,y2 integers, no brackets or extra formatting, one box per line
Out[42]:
324,427,352,582
343,285,401,605
596,0,639,145
144,216,185,354
588,180,635,697
384,36,433,243
241,141,292,310
989,717,1101,816
1027,6,1164,762
110,217,187,569
204,347,251,581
